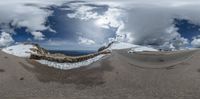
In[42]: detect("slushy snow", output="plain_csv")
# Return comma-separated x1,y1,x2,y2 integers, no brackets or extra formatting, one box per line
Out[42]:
36,55,105,70
2,44,37,58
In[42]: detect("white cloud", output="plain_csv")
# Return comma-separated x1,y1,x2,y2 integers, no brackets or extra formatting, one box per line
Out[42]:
64,1,200,49
66,2,126,46
41,39,100,50
191,36,200,48
172,36,189,50
67,3,124,29
113,2,200,49
0,0,65,39
31,31,45,40
1,0,200,50
93,0,200,7
78,37,95,45
95,7,125,28
0,32,14,47
80,1,200,49
44,39,69,46
67,5,99,20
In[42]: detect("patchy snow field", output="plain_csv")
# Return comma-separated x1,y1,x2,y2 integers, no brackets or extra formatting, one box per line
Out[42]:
36,54,106,70
2,44,37,58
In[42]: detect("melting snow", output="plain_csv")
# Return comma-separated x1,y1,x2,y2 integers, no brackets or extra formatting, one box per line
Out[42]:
36,54,106,70
2,44,37,57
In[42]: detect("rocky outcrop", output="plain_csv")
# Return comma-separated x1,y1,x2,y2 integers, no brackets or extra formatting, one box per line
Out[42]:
30,43,111,63
27,43,49,55
30,50,111,63
98,41,115,52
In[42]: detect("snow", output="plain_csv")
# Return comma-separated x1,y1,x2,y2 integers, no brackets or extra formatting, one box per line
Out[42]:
128,46,158,53
108,42,158,52
36,54,105,70
2,44,37,57
109,42,138,50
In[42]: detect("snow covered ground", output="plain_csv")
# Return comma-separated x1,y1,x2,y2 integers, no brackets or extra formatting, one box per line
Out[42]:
36,54,105,70
108,42,138,50
128,46,158,52
2,44,37,58
108,42,158,52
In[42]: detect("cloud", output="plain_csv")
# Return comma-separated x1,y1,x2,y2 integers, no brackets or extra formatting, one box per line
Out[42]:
66,2,126,46
78,36,95,45
68,1,200,50
0,0,65,39
31,31,45,40
43,39,72,46
112,2,200,49
191,36,200,47
41,39,99,50
67,5,99,20
1,0,200,50
67,2,124,29
94,7,125,29
0,32,14,47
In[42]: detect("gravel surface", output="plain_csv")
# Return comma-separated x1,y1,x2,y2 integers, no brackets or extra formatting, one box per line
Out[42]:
0,49,200,99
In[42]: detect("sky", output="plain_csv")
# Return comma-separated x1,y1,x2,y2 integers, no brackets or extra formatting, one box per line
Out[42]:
1,0,200,50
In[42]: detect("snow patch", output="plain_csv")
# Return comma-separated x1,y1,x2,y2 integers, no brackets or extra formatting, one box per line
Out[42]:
109,42,138,50
36,54,105,70
108,42,158,52
128,46,158,52
2,44,37,57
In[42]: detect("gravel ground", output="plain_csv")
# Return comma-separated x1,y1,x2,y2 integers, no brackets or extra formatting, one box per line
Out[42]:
0,49,200,99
